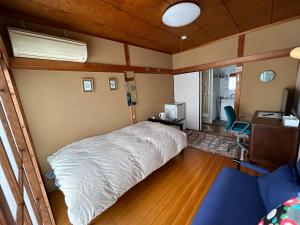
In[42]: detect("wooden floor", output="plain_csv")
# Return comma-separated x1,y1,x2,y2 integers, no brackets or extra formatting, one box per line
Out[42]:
48,148,243,225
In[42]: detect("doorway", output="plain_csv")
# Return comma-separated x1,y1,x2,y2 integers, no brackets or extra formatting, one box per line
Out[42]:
201,65,237,136
173,64,240,136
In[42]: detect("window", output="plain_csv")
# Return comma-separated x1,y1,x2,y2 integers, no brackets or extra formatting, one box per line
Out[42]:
0,165,17,219
228,76,236,91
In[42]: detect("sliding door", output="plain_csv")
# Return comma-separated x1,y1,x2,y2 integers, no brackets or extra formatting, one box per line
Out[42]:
174,72,202,130
202,69,214,124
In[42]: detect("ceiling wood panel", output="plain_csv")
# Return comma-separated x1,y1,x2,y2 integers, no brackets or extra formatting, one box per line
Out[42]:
31,0,180,48
101,0,214,48
0,0,299,53
222,0,273,31
0,0,178,52
0,3,173,53
272,0,300,23
194,0,239,39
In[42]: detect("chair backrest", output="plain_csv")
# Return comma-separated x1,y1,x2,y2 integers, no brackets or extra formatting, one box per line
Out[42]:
224,106,236,131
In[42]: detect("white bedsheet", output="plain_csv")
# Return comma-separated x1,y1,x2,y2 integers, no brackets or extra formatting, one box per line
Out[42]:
47,121,187,225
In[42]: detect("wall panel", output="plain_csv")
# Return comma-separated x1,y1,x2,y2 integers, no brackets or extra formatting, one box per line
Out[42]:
239,58,299,120
129,45,172,69
172,37,239,69
135,74,173,121
244,19,300,55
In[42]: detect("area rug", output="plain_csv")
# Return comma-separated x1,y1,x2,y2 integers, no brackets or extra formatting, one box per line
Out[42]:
185,129,240,159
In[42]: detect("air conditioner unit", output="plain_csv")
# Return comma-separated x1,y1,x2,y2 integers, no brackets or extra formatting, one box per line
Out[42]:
8,27,88,62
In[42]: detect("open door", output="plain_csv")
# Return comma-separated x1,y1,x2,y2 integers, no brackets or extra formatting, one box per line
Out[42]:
174,71,202,131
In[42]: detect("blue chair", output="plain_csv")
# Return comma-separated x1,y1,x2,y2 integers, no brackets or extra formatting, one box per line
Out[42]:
224,106,251,160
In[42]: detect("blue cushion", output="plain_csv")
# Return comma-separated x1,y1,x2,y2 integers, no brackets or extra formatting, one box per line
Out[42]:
296,160,300,179
257,164,300,212
192,168,266,225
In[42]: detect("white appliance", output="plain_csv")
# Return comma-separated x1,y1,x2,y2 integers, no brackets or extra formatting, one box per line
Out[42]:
220,99,234,121
164,103,185,121
8,27,88,62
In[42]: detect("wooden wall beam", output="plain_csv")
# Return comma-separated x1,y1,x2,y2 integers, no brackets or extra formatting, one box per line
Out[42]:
11,47,293,76
0,36,9,68
10,57,173,75
173,47,294,75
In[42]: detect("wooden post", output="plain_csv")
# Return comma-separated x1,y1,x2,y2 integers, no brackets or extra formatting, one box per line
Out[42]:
124,43,137,124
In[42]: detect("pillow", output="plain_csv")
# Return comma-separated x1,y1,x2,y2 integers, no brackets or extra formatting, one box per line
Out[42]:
257,165,300,212
258,197,300,225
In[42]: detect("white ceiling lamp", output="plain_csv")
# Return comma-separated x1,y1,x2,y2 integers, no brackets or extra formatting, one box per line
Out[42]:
162,2,201,27
290,47,300,59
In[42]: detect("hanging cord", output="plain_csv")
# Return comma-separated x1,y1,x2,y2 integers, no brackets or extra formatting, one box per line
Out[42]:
180,36,186,73
181,38,184,73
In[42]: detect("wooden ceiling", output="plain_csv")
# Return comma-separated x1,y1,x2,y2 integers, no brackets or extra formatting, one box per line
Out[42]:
0,0,300,54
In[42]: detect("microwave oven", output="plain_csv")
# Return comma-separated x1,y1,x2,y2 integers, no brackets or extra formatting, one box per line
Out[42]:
164,103,185,121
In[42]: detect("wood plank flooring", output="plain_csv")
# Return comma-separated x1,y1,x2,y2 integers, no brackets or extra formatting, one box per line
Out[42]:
48,147,243,225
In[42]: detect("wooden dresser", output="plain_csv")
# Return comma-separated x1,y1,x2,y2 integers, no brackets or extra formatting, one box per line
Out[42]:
249,111,299,168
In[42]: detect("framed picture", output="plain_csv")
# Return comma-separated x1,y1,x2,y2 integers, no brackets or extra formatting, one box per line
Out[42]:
82,78,94,92
109,78,118,90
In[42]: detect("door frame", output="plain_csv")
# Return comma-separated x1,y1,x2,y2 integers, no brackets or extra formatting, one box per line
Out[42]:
200,65,241,120
199,71,202,131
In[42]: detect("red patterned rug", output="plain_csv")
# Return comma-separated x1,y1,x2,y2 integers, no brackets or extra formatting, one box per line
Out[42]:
185,129,240,159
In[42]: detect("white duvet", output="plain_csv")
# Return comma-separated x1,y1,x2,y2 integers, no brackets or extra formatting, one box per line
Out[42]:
47,121,187,225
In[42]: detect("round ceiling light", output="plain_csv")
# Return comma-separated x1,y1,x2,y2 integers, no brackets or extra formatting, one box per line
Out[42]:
290,47,300,59
162,2,201,27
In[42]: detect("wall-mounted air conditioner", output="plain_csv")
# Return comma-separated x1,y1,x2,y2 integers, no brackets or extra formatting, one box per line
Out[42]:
8,27,88,62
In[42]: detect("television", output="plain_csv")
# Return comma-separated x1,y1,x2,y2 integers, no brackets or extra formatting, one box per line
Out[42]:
281,88,295,116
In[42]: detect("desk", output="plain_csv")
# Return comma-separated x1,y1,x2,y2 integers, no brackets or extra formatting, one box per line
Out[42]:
148,117,185,131
250,111,299,168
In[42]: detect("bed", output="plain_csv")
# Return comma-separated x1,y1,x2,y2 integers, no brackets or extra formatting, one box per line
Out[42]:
47,121,187,225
